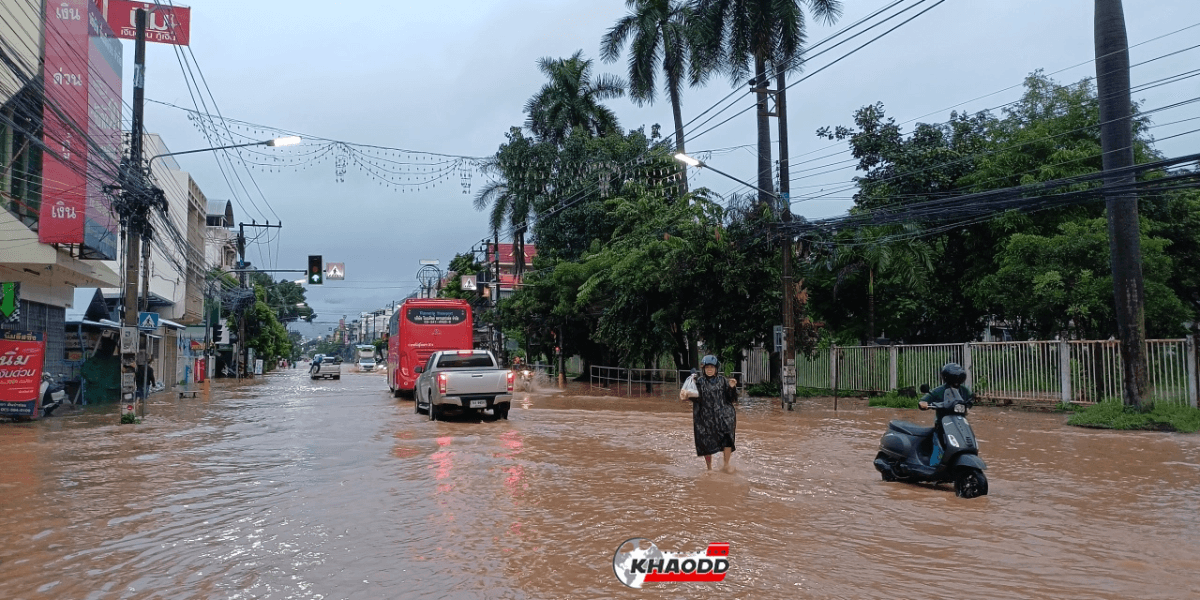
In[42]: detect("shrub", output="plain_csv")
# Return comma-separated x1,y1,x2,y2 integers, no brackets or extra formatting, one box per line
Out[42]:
746,382,780,397
1067,401,1200,433
869,393,920,409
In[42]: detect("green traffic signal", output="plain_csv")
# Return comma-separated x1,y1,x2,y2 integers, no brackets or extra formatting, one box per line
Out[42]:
308,255,323,285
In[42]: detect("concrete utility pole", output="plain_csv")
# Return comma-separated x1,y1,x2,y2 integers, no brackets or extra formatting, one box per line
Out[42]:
120,10,147,416
1095,0,1148,407
776,72,796,411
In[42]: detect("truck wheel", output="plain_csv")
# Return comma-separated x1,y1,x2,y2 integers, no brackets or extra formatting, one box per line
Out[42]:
495,404,510,420
334,375,340,380
428,402,439,421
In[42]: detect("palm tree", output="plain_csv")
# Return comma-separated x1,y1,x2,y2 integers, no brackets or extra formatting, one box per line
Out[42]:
1094,0,1147,406
600,0,696,193
693,0,842,206
524,50,626,146
473,177,535,281
473,128,549,280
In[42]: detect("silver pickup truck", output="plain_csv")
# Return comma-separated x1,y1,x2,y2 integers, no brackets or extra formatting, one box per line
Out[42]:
414,350,513,420
310,354,342,380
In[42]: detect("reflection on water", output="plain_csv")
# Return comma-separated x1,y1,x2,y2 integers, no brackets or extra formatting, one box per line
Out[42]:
2,372,1199,599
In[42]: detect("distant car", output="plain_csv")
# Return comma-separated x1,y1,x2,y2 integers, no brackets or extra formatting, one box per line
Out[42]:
414,350,514,420
358,358,377,372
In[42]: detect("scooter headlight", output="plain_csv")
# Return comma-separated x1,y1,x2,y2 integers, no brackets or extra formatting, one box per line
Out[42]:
954,403,967,414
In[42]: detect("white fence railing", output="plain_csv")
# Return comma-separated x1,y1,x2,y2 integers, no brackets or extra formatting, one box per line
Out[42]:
589,366,744,398
794,339,1198,407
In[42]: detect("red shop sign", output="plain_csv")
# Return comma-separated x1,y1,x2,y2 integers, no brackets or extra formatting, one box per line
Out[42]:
0,331,45,418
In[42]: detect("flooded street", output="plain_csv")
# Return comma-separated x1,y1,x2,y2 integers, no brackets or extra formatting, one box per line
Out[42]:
2,369,1199,599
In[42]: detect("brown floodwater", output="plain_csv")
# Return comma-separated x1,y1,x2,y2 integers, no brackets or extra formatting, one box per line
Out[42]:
2,369,1199,599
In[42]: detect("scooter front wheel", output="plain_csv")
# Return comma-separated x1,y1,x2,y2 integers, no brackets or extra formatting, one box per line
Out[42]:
954,468,988,498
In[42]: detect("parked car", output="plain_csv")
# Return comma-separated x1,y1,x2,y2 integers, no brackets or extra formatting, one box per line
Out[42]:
310,355,342,380
414,350,513,420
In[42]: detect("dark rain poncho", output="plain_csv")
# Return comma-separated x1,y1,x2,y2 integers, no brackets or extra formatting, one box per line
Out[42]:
691,374,739,456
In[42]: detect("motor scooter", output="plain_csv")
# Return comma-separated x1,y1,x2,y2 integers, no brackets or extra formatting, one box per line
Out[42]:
873,384,988,498
39,372,67,418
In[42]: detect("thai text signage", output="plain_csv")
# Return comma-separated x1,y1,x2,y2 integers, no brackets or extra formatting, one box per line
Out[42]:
101,1,191,46
40,0,90,245
406,309,467,325
0,331,45,418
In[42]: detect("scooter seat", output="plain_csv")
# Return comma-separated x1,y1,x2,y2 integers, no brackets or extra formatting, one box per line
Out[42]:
888,420,934,438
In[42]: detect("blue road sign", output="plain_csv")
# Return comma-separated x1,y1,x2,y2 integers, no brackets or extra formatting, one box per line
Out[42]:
138,312,160,331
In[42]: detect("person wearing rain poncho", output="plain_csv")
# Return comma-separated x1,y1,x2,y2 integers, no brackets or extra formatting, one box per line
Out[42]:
681,355,739,472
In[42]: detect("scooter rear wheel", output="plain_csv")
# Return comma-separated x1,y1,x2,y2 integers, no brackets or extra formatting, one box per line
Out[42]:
954,468,988,498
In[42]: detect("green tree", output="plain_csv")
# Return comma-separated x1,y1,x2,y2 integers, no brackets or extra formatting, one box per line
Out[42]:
474,128,556,279
815,72,1195,342
972,218,1187,339
441,252,486,300
243,285,293,369
817,226,933,342
524,50,626,147
601,0,697,192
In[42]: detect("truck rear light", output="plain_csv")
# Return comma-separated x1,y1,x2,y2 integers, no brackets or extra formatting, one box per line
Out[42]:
507,370,514,392
438,372,448,395
457,350,474,355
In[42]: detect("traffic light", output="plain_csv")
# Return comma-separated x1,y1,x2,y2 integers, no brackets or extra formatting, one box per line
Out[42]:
213,321,224,344
308,255,323,285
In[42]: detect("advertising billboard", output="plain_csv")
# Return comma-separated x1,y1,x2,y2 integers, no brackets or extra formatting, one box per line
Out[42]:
39,0,90,245
85,0,121,259
0,331,45,418
101,1,191,46
39,0,122,258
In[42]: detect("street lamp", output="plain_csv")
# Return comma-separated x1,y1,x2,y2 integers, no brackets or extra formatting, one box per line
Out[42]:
147,136,302,171
675,152,798,411
673,153,779,202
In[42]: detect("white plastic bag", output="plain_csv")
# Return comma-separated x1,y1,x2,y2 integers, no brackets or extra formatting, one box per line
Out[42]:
680,374,699,400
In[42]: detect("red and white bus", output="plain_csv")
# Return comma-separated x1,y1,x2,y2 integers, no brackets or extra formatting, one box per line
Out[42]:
387,298,473,396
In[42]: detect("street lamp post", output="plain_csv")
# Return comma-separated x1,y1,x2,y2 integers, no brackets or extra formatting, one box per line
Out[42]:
675,153,797,411
147,136,301,172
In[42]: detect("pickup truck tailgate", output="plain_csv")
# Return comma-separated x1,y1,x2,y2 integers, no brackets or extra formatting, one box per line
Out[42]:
446,371,508,395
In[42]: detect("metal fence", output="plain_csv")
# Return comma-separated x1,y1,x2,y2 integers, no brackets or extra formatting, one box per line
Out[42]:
589,366,744,398
794,339,1198,408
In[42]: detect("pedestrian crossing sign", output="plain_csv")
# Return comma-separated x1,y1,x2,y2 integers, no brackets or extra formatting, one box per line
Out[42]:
138,312,160,331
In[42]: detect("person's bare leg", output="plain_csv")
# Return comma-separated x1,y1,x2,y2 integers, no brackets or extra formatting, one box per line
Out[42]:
721,447,733,473
704,455,713,470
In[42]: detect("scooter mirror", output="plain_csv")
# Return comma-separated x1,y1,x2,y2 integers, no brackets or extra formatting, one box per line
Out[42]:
919,384,930,394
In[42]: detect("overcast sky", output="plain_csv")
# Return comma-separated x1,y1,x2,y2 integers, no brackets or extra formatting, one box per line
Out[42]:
123,0,1200,338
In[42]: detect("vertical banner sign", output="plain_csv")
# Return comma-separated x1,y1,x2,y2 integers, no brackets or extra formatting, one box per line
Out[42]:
102,1,191,46
40,0,90,244
84,1,122,260
0,331,45,418
0,282,19,326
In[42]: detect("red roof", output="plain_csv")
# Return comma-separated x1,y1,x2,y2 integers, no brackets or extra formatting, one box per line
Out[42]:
487,243,537,266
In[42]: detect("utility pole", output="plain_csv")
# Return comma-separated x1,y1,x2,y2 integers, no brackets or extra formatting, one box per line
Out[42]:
120,9,147,417
1095,0,1148,407
776,71,796,411
236,221,283,378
